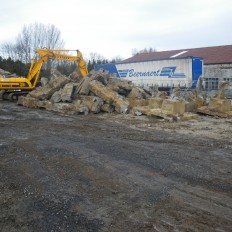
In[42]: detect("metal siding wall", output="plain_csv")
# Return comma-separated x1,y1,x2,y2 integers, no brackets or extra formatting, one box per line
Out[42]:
116,58,193,88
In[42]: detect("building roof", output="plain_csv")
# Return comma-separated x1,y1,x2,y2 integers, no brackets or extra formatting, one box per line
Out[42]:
123,45,232,65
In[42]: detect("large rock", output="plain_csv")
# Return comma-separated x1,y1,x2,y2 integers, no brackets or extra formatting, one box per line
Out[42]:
101,104,115,113
18,96,52,110
108,78,134,94
89,80,129,113
61,83,74,102
29,70,70,100
52,102,88,115
208,98,232,113
148,97,163,109
127,87,149,99
185,95,205,112
0,68,11,76
51,89,62,103
40,77,48,87
127,98,149,108
161,99,185,116
18,96,38,108
76,77,91,95
75,95,104,113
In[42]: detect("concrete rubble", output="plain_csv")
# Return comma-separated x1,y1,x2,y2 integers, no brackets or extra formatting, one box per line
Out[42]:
15,68,232,120
197,81,232,118
0,68,12,76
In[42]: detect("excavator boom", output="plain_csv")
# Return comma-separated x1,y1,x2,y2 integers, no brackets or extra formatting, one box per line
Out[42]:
0,48,88,94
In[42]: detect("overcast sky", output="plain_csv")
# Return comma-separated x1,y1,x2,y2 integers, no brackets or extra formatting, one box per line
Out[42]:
0,0,231,60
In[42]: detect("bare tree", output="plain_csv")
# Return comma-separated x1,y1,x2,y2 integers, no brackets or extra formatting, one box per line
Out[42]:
1,22,64,63
1,42,17,60
88,52,106,63
111,55,123,63
132,47,156,56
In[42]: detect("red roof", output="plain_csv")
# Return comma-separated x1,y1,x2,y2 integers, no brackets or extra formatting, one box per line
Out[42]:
123,45,232,65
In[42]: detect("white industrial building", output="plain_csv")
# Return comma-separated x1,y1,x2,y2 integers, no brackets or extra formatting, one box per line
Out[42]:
123,45,232,90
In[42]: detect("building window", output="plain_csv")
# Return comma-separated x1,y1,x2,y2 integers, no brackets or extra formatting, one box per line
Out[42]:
223,78,232,82
204,78,219,90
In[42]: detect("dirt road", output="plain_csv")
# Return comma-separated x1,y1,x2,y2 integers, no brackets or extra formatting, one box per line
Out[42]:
0,101,232,231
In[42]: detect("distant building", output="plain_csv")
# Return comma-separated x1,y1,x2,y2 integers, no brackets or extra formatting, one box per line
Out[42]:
123,45,232,90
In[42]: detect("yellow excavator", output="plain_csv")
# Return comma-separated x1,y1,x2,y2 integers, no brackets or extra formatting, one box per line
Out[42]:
0,48,88,101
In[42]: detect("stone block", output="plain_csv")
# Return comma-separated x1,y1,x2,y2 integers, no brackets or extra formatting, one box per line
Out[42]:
208,98,232,113
77,77,91,95
181,113,199,121
51,102,88,115
17,96,38,108
127,98,149,108
51,89,62,103
36,100,53,110
40,77,48,87
89,80,129,113
185,100,196,112
101,104,115,113
127,87,148,99
61,83,74,102
29,71,70,100
148,97,163,109
161,99,185,116
76,95,104,113
107,78,133,92
132,106,151,116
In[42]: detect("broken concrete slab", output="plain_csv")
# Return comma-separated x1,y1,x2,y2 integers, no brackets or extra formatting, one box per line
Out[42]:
29,71,70,100
75,95,104,113
51,89,62,103
18,96,53,110
61,83,75,102
185,96,205,112
40,77,48,87
148,97,163,109
208,98,232,113
72,100,89,115
127,98,149,109
87,69,110,85
107,78,134,94
69,69,83,82
76,77,91,96
89,80,129,113
52,102,88,115
17,96,39,108
132,106,151,116
161,99,185,116
127,87,148,99
101,104,115,113
197,106,232,118
181,112,199,121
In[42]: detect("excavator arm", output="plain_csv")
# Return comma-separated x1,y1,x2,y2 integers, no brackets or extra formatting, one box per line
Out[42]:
36,49,88,78
0,48,88,92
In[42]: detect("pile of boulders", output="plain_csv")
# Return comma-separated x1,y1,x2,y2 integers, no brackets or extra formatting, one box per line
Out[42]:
18,69,141,115
0,65,228,120
17,68,202,120
196,82,232,118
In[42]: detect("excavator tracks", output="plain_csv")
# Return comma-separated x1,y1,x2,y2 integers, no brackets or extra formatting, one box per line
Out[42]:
0,90,29,102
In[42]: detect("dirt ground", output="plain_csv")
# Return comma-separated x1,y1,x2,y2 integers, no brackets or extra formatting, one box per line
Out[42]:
0,100,232,232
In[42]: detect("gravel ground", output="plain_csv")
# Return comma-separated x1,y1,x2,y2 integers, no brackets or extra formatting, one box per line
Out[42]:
0,100,232,232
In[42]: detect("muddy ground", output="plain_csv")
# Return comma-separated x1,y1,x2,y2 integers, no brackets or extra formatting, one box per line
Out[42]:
0,100,232,232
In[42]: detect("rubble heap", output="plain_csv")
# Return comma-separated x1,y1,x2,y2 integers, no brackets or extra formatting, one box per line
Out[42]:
16,69,196,120
197,81,232,118
15,68,232,120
